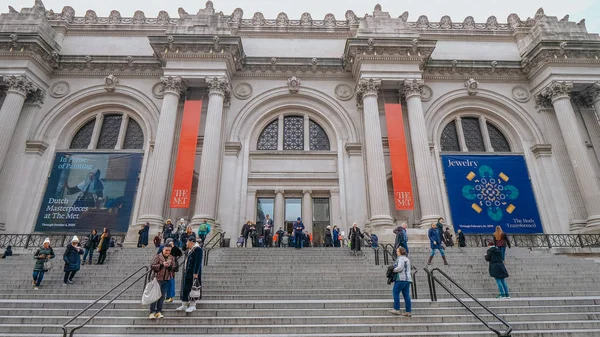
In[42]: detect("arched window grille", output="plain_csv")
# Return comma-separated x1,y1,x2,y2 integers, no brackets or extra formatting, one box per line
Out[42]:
69,113,144,150
440,116,511,153
309,120,330,151
256,114,331,151
283,116,305,150
257,119,278,150
70,119,95,149
123,119,144,150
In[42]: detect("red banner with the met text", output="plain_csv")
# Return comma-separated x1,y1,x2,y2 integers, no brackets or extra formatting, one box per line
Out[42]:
170,100,202,208
384,103,414,210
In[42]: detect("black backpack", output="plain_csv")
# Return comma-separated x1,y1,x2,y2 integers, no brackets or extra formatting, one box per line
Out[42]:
386,265,396,285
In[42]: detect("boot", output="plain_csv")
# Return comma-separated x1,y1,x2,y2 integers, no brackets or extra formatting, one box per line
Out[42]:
442,256,449,266
427,256,433,265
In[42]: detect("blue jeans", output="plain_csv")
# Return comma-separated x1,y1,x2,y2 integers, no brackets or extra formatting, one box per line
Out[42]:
150,280,169,314
430,247,445,257
495,278,509,297
295,232,302,249
392,281,412,312
32,270,45,286
499,246,506,261
400,242,409,255
167,278,175,298
83,248,94,262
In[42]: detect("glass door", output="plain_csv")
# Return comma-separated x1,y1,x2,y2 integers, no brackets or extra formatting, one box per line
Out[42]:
312,198,330,247
285,198,302,235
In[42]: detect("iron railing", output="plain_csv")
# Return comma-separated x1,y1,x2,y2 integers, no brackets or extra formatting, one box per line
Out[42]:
0,233,126,248
61,265,150,337
424,267,512,337
203,231,225,266
465,234,600,248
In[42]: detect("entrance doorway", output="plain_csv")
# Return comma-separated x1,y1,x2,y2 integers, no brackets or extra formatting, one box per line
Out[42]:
312,198,330,247
285,198,302,235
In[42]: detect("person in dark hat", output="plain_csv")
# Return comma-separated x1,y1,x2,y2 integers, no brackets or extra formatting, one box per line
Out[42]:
176,237,203,313
293,217,305,249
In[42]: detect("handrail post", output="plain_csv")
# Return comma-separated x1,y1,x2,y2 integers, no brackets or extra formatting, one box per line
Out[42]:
25,234,31,249
578,234,584,248
546,234,552,249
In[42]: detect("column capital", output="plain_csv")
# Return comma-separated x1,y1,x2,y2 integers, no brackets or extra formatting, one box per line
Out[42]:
160,76,186,97
207,77,231,103
3,75,36,97
401,79,424,100
539,81,573,104
583,81,600,105
302,189,312,195
275,189,285,195
355,78,381,105
24,89,46,106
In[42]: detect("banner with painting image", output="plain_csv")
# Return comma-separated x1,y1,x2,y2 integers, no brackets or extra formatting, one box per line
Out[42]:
441,154,543,234
35,152,143,233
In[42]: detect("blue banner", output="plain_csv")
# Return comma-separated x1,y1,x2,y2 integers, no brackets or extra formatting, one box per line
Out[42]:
35,152,143,233
441,155,543,234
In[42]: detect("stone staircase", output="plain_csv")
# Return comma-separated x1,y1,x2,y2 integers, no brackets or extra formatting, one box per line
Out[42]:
0,245,600,336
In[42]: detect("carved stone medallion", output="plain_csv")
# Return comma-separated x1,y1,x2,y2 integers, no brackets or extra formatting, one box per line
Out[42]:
49,81,70,98
420,85,433,102
511,86,531,103
334,84,354,101
152,82,165,99
233,82,253,100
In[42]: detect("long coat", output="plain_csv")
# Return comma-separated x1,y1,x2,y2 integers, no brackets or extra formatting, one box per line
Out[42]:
98,234,111,253
138,225,149,247
485,246,509,279
180,245,203,301
458,232,466,247
63,244,83,272
428,228,443,250
349,227,363,252
324,229,333,246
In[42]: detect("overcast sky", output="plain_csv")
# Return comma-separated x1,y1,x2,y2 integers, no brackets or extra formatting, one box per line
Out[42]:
4,0,600,33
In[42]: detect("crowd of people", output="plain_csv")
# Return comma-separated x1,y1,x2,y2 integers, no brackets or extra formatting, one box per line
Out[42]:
26,216,513,319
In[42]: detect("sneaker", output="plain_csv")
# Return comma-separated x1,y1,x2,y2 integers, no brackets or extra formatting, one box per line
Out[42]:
34,287,39,290
504,295,511,299
148,313,156,320
496,294,504,298
402,312,412,317
165,298,173,303
67,280,74,284
185,304,196,313
154,312,164,319
388,309,401,315
63,283,67,286
176,303,188,311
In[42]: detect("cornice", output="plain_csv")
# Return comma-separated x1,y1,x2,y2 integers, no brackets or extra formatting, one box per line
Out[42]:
343,38,437,73
424,59,527,81
0,33,58,74
522,41,600,78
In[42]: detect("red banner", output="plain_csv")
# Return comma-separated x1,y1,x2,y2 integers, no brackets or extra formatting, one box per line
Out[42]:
170,100,202,208
384,103,414,210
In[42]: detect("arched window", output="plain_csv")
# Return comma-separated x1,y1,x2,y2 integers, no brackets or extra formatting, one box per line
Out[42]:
440,116,511,153
70,113,144,150
257,119,278,150
256,114,331,151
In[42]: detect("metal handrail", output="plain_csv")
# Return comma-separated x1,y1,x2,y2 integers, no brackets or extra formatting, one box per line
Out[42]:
464,233,600,248
203,231,225,266
424,267,512,337
62,265,150,337
383,243,419,299
0,233,126,249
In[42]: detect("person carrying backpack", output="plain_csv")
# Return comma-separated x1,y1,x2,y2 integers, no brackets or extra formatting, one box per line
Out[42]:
197,220,211,243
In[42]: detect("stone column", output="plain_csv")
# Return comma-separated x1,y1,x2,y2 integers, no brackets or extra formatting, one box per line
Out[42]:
538,81,600,229
402,80,442,227
356,78,394,228
0,75,36,173
585,82,600,166
137,76,186,229
192,77,231,231
274,190,285,230
302,190,313,234
330,188,341,227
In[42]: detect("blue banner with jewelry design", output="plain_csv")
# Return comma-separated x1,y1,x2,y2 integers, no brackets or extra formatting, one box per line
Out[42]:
441,155,543,234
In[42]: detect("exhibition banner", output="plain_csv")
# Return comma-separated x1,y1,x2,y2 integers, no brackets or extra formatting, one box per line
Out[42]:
35,152,143,233
441,154,543,234
384,103,414,210
170,99,203,208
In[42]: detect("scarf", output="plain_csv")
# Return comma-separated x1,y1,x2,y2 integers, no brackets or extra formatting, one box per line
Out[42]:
97,232,107,251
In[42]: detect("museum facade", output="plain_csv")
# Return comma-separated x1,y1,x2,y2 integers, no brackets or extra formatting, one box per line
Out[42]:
1,1,600,244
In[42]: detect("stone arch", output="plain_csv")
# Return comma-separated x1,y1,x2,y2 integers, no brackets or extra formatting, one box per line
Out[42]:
33,85,160,149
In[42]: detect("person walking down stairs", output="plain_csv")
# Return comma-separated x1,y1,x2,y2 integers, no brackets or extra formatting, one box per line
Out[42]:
389,247,412,317
177,237,203,313
349,223,364,255
149,245,178,319
485,241,511,299
32,238,55,290
97,228,111,265
428,223,449,266
138,222,150,248
63,236,83,285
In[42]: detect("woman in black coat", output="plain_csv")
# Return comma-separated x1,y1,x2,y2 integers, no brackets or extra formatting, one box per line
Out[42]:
82,229,99,265
97,228,111,265
63,236,83,285
349,223,364,254
457,230,466,248
324,226,333,247
138,223,150,248
485,241,510,298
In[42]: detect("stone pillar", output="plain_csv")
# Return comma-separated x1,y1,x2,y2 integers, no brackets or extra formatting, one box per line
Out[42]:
0,75,36,173
355,78,394,228
245,189,257,223
274,190,285,231
538,81,600,229
402,80,442,227
191,77,231,231
302,190,313,234
330,188,342,227
585,82,600,167
137,76,186,229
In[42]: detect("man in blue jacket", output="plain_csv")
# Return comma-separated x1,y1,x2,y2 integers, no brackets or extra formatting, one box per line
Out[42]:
293,217,305,249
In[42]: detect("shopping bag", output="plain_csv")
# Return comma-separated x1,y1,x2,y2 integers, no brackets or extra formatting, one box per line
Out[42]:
189,278,202,300
43,260,53,272
141,277,162,305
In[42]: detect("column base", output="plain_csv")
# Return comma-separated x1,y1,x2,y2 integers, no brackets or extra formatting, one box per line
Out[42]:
584,215,600,233
420,214,442,228
570,220,587,232
365,215,395,243
191,215,222,235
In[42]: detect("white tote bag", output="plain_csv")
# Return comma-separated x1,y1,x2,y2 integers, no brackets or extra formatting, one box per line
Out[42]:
141,277,162,305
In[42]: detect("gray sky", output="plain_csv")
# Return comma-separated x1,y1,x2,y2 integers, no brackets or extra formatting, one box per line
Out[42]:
4,0,600,33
